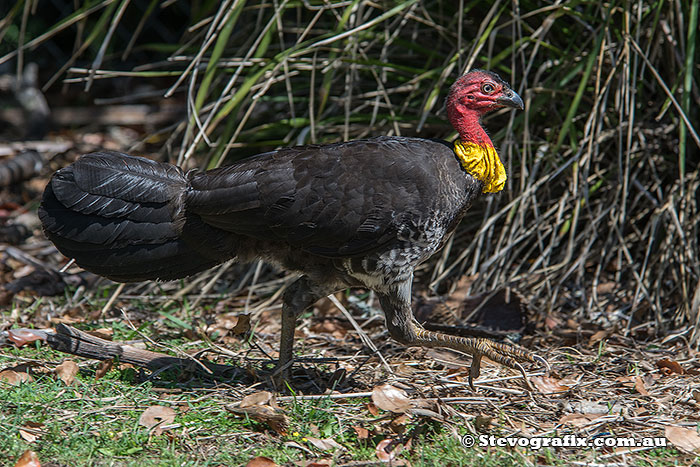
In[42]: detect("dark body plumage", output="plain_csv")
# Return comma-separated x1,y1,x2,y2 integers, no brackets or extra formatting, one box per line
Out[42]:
39,70,543,388
40,137,481,288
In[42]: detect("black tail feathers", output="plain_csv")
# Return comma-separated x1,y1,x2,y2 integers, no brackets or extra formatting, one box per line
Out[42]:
39,151,232,282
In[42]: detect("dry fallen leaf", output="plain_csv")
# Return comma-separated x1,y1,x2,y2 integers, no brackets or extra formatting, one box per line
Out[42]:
565,400,623,414
302,460,332,467
596,282,617,294
305,437,345,452
18,422,44,444
0,369,33,385
55,360,79,386
558,413,601,427
353,426,370,439
231,314,252,336
588,330,609,347
86,328,114,340
544,315,561,330
209,313,252,338
138,405,177,435
372,384,413,413
366,402,379,417
240,391,274,408
375,439,396,463
7,329,48,347
657,358,684,375
665,425,700,453
245,456,278,467
309,318,348,339
375,439,408,465
94,359,113,380
634,376,650,396
531,376,570,394
389,414,410,434
13,450,40,467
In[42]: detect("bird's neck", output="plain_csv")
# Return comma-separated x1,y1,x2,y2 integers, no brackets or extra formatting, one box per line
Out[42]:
453,110,491,146
450,110,506,194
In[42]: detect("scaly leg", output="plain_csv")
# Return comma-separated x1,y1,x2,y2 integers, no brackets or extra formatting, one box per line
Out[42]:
271,276,340,389
376,279,548,390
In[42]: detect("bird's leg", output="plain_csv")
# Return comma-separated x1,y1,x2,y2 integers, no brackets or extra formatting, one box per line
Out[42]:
376,280,547,390
272,276,339,390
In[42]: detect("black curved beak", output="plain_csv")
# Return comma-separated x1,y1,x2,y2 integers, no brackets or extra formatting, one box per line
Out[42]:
497,90,524,110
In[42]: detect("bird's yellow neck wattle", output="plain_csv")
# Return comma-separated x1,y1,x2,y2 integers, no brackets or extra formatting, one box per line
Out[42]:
453,140,506,193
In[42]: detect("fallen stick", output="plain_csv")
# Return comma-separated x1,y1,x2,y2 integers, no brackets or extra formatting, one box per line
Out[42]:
3,324,242,379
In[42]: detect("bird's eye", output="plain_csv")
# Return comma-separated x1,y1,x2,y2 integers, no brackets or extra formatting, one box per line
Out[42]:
481,83,495,93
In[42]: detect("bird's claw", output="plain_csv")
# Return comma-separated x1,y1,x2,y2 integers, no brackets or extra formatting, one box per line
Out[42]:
466,339,549,392
533,353,550,372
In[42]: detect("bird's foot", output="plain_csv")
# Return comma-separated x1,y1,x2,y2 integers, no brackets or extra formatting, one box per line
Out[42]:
465,338,549,391
411,327,547,390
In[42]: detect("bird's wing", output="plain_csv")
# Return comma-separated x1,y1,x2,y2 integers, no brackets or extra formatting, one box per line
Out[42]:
185,137,455,258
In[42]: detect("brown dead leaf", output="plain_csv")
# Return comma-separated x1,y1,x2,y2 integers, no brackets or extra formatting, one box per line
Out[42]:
545,315,561,330
86,328,113,340
209,313,251,338
13,450,40,467
309,319,347,338
306,437,345,452
94,359,113,380
138,405,176,435
55,360,79,386
7,329,48,347
634,376,650,396
0,369,33,385
665,425,700,453
588,330,609,347
596,282,617,294
231,314,252,335
367,402,379,417
18,422,44,443
353,426,370,439
303,461,333,467
389,414,410,434
558,413,601,427
531,376,570,394
474,414,493,432
657,358,684,375
245,456,279,467
615,375,635,385
372,384,413,413
240,391,274,408
375,439,408,465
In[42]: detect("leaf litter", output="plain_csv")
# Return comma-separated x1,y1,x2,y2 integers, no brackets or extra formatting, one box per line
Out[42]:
2,137,700,465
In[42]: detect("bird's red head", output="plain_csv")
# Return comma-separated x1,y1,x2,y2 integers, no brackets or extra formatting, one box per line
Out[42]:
446,70,523,144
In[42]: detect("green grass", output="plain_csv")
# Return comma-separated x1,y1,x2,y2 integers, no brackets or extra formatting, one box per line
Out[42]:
0,345,512,466
0,306,690,466
2,357,685,466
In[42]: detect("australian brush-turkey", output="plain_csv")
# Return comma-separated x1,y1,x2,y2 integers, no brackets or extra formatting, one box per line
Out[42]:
39,70,546,389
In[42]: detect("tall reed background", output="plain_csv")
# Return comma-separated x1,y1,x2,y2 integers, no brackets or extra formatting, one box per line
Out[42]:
1,0,698,341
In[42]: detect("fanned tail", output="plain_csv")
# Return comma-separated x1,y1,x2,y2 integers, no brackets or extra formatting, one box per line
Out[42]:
39,151,234,282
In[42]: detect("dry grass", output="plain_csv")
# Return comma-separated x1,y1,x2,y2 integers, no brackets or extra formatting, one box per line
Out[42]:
4,0,696,335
